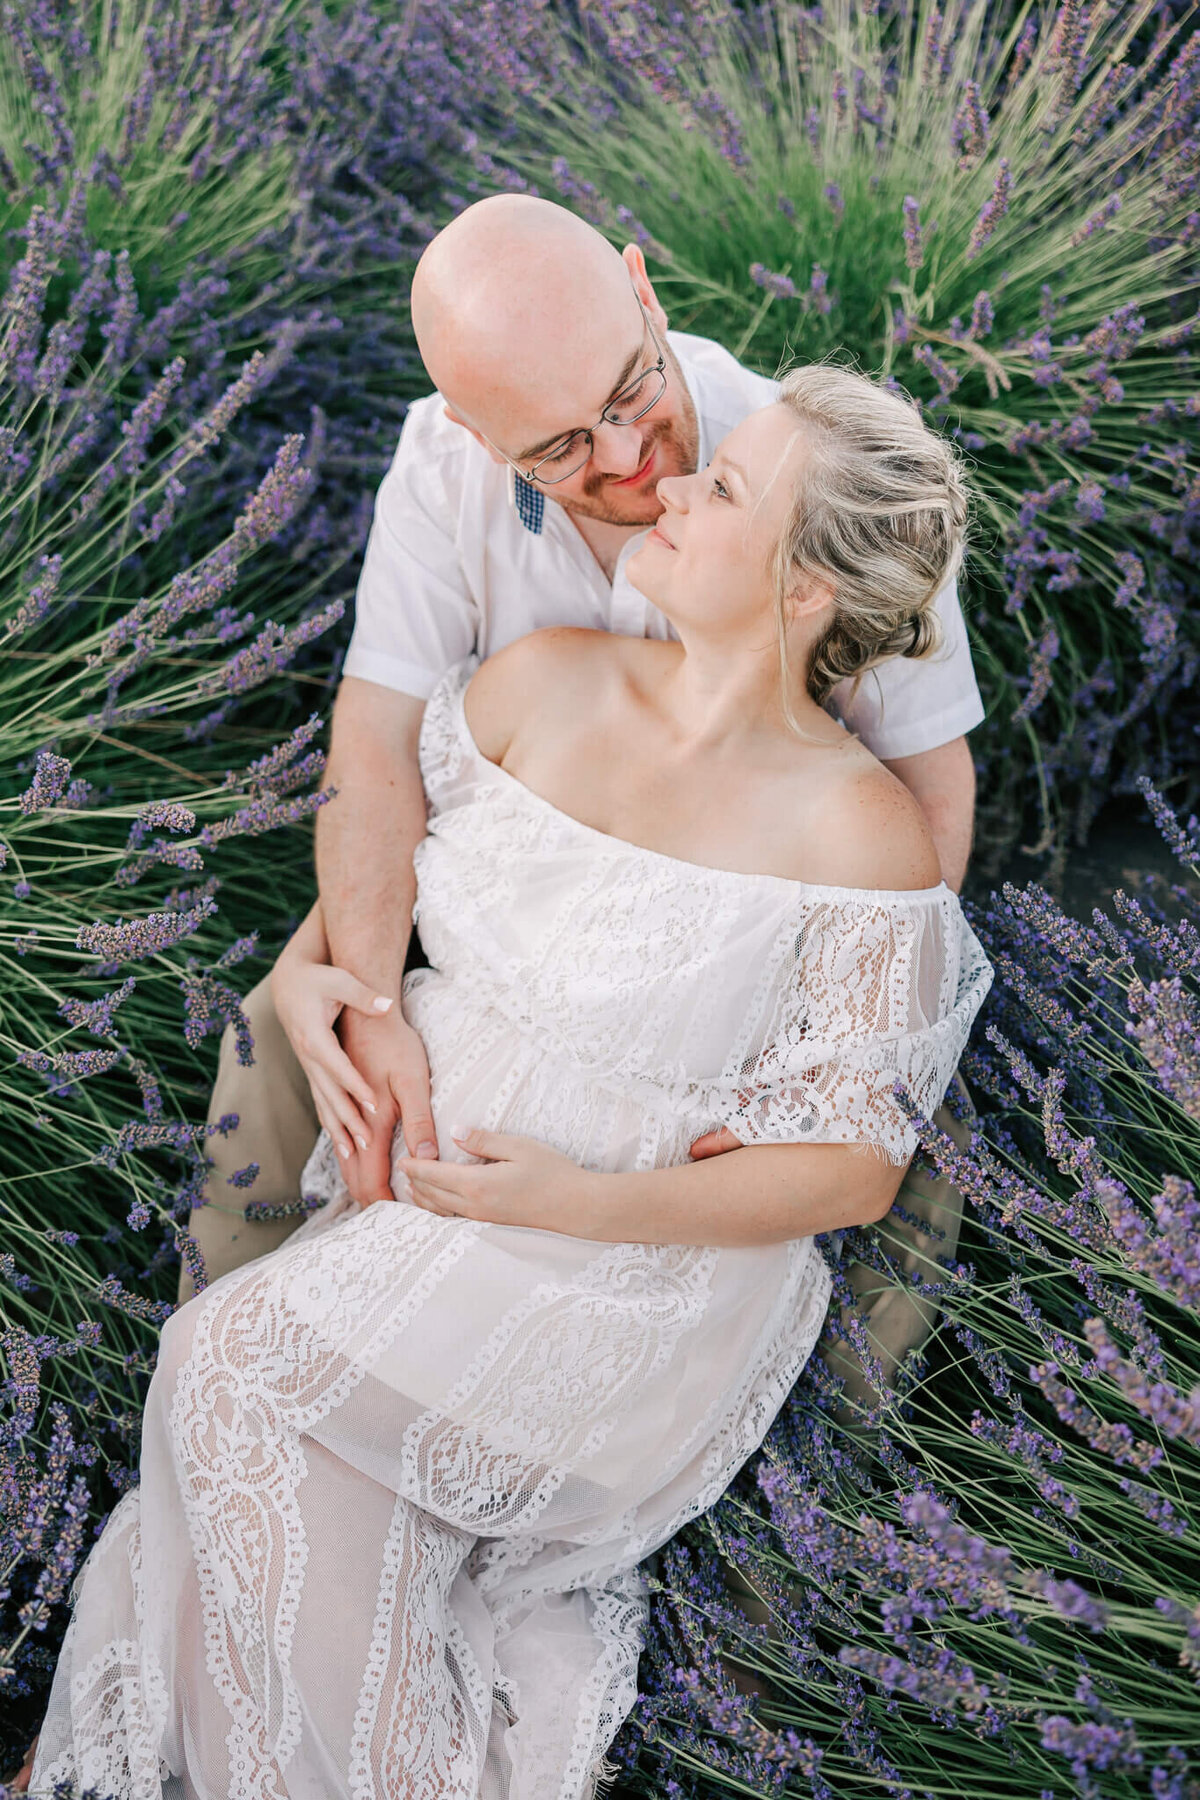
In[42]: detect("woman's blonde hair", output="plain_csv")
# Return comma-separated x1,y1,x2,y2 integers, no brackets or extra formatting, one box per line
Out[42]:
766,362,970,722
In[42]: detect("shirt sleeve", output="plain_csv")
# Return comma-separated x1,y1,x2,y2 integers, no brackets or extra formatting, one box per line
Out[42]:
829,574,986,762
713,895,993,1164
342,398,479,700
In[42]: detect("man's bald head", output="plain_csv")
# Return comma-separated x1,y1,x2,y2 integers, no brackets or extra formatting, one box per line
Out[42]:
410,194,699,527
411,196,640,434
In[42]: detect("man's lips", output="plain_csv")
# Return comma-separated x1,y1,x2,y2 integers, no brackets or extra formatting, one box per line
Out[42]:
610,445,656,487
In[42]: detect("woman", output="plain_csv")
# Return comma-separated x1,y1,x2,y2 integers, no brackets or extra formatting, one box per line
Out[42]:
25,365,991,1800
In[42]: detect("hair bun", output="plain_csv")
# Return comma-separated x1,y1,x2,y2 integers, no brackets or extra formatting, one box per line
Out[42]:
906,609,940,660
768,363,969,709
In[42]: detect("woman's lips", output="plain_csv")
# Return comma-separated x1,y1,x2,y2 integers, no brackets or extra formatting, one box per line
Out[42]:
610,445,656,487
647,524,675,548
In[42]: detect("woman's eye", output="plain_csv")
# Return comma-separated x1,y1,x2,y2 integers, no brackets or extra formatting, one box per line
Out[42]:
712,477,730,500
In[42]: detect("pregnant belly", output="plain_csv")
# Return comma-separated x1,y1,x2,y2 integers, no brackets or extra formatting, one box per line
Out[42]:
399,968,699,1179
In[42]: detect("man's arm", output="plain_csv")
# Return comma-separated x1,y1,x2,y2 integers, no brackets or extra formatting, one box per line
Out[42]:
309,675,438,1199
317,675,426,995
881,735,975,893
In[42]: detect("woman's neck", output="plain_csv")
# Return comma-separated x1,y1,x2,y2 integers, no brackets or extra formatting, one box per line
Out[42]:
647,635,843,758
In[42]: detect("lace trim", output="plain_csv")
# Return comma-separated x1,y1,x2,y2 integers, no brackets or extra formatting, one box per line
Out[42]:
349,1498,483,1799
166,1209,481,1796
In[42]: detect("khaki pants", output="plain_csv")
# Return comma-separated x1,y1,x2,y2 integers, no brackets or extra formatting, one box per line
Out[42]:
177,974,321,1305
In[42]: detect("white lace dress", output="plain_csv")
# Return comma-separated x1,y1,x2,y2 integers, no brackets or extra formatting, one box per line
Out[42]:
32,658,992,1800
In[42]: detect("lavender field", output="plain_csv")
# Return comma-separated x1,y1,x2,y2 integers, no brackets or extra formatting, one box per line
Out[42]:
1,1,1199,1795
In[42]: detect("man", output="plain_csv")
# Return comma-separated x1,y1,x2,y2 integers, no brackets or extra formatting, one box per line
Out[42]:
178,194,982,1307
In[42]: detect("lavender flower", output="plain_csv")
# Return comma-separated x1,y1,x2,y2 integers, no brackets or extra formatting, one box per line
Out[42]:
968,291,994,339
901,195,931,270
749,262,798,300
967,159,1011,258
18,749,72,815
75,896,218,963
950,81,990,167
1071,195,1122,247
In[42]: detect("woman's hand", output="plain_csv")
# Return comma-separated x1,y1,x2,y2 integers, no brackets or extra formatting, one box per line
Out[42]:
397,1129,603,1235
270,902,396,1161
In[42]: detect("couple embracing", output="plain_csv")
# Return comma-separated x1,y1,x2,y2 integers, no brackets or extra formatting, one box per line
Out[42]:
26,197,993,1799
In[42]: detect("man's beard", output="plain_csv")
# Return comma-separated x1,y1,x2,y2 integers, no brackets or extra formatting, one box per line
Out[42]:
558,360,701,528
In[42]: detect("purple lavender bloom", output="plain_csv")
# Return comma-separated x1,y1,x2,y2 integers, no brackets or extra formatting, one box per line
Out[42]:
913,342,959,402
1075,481,1105,523
125,801,198,851
18,749,72,815
1023,1570,1110,1632
58,980,139,1038
968,159,1011,259
968,291,994,339
1127,977,1200,1118
8,553,65,640
950,81,990,167
901,195,930,270
1113,551,1145,608
119,356,186,475
749,262,798,300
1072,195,1122,247
76,896,218,964
1040,1716,1143,1778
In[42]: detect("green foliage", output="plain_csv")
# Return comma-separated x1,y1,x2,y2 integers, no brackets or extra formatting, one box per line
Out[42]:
469,0,1200,876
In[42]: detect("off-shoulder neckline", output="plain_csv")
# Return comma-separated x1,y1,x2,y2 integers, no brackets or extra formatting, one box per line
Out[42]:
439,665,953,907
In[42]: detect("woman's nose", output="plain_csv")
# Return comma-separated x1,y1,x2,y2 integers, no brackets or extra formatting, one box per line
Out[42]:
655,473,685,511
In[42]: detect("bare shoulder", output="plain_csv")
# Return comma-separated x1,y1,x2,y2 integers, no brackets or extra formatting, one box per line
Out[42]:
791,752,943,893
462,628,622,761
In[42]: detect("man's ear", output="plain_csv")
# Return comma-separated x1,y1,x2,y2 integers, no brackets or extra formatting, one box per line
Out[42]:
621,243,669,336
442,402,506,466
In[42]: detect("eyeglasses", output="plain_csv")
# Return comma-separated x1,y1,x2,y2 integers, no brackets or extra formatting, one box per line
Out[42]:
492,300,668,486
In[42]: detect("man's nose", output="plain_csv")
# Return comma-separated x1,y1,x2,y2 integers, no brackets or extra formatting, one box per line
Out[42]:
588,417,645,478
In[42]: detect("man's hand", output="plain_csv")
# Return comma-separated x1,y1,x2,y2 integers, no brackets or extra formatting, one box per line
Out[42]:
336,1007,439,1208
270,903,441,1207
688,1126,742,1160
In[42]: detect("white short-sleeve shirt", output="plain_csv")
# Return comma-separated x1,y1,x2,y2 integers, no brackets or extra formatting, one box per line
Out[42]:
344,330,985,761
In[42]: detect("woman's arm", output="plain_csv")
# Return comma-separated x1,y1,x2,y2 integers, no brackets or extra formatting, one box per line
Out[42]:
397,1128,906,1247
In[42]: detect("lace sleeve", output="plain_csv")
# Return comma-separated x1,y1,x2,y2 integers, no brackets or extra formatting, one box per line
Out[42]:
715,891,992,1165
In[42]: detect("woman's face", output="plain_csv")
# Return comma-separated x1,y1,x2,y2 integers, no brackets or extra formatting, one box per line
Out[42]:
625,402,812,644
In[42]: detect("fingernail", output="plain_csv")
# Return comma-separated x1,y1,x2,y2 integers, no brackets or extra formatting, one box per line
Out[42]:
398,1174,413,1201
364,1101,377,1114
338,1143,350,1160
372,996,393,1012
416,1140,437,1160
356,1134,368,1151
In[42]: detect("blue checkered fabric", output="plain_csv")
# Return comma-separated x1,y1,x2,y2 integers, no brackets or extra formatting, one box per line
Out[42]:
514,474,545,535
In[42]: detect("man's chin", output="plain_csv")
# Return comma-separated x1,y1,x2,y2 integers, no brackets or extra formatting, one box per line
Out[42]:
570,492,669,528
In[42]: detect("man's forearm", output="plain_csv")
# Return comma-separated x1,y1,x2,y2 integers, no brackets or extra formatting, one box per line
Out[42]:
585,1140,904,1247
882,736,976,893
315,680,430,998
315,775,427,997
